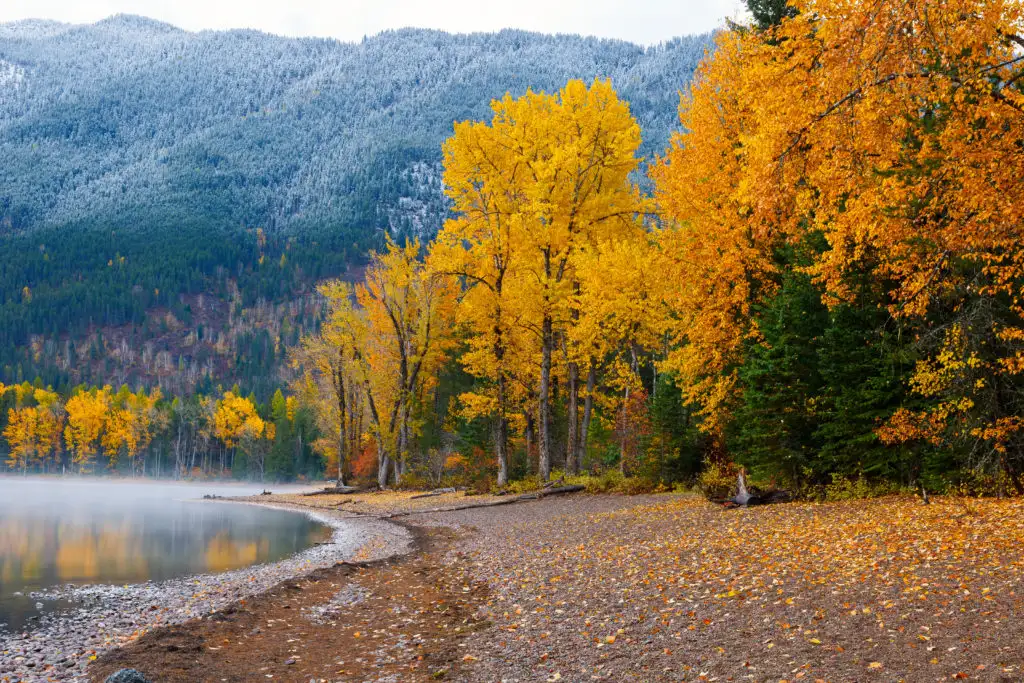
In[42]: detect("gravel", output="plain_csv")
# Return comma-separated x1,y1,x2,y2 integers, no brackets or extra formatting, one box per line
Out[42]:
0,502,412,683
428,494,1024,682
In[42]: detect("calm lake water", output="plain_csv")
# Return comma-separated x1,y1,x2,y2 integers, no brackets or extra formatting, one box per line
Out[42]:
0,479,331,633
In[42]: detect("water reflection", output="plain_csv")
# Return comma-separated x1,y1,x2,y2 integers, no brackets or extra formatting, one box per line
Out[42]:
0,479,330,632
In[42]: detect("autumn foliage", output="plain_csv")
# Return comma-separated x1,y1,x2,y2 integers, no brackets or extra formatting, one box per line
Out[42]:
650,0,1024,491
9,0,1024,494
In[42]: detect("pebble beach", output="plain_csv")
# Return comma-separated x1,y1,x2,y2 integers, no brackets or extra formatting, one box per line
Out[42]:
0,503,412,683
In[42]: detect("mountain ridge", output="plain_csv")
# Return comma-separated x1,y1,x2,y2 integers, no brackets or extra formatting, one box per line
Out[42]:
0,15,711,236
0,15,712,391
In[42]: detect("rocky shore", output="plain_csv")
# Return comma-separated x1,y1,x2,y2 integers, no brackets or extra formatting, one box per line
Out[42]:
11,491,1019,682
0,503,412,683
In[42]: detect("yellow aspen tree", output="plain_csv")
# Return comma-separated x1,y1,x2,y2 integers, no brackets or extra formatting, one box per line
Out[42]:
101,406,135,470
101,388,161,474
214,391,256,450
516,80,646,481
319,239,457,487
64,387,110,473
214,390,271,477
437,78,646,481
293,333,360,488
4,407,39,473
572,229,665,471
126,388,161,475
2,395,61,475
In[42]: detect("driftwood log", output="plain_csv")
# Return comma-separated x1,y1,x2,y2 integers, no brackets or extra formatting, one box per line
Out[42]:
302,485,365,496
711,472,791,508
409,487,457,499
381,484,585,518
276,483,586,518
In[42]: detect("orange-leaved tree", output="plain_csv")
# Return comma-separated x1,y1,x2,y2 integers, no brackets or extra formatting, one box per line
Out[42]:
654,0,1024,484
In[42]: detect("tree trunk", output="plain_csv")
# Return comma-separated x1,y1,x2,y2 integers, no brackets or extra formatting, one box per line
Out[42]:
494,374,509,487
492,315,510,487
336,364,347,488
348,387,362,484
377,445,390,489
620,385,630,476
524,409,535,476
566,360,580,476
577,362,595,473
538,314,553,481
394,404,410,487
337,422,346,488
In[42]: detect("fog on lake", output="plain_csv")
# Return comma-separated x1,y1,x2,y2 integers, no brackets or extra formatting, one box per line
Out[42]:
0,479,330,633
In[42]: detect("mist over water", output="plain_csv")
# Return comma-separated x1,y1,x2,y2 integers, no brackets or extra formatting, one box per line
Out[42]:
0,479,331,633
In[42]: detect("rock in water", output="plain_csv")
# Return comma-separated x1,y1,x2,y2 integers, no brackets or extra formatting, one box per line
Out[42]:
105,669,152,683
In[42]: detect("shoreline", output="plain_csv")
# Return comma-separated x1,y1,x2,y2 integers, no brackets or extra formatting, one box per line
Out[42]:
6,491,1022,682
0,500,413,683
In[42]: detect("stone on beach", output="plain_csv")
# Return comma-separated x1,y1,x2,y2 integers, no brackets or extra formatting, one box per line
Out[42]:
104,668,152,683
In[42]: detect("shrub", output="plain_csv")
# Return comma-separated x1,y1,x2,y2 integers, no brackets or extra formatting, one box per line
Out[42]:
697,458,738,500
563,469,662,494
823,474,899,501
504,478,543,495
395,471,432,491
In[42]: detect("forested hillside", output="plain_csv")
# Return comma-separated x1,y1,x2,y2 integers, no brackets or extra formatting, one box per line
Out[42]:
0,16,712,394
5,0,1024,496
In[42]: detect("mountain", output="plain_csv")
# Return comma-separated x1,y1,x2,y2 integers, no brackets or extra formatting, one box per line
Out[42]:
0,16,713,394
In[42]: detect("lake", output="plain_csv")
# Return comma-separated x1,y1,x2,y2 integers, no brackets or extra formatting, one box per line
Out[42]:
0,479,331,633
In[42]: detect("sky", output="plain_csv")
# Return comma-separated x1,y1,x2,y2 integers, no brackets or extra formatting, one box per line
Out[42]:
0,0,743,45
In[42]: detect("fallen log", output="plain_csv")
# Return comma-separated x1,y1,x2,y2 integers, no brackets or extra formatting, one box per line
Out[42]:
538,484,584,497
711,489,792,507
409,487,457,499
382,484,586,518
260,483,587,519
334,559,371,569
302,485,364,496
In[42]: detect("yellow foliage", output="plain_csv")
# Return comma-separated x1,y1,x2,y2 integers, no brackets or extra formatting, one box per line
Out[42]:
64,387,110,471
214,391,268,449
433,78,647,480
4,407,57,471
316,238,457,484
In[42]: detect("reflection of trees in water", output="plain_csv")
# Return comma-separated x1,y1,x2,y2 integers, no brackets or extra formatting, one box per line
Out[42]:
204,532,268,572
0,505,327,587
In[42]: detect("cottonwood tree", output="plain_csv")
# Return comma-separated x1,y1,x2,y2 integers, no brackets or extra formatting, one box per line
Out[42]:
318,239,457,487
64,387,110,473
293,334,364,487
437,79,646,481
3,388,63,474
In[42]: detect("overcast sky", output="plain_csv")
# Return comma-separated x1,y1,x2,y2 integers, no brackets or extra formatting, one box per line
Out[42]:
0,0,742,45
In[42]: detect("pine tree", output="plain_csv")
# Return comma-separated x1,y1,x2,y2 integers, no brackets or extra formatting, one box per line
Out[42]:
730,270,828,486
